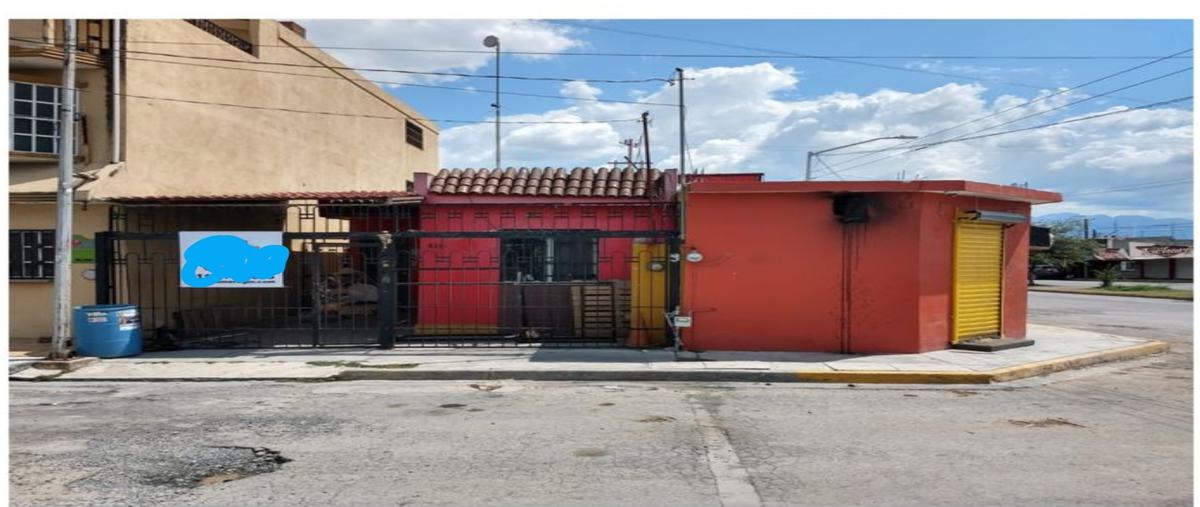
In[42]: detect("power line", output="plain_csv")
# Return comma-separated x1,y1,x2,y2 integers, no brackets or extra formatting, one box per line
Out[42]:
814,156,847,181
118,48,674,84
900,96,1193,152
15,37,676,84
820,48,1193,173
1070,178,1194,197
121,55,680,107
18,35,1193,61
902,66,1193,152
801,139,1191,155
556,22,1172,103
57,85,642,125
828,95,1194,179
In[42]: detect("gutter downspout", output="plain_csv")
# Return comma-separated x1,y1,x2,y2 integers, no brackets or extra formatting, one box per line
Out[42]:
110,19,122,164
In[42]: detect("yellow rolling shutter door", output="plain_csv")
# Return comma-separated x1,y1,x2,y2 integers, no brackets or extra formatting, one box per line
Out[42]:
953,221,1004,343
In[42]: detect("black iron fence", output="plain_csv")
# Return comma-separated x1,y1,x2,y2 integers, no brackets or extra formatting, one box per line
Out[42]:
99,202,679,349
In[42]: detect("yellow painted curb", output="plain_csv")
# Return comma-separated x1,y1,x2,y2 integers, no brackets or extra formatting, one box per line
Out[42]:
788,340,1170,384
985,340,1170,383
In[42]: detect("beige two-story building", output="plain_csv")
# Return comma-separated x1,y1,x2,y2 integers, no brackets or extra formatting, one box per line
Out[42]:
9,19,439,342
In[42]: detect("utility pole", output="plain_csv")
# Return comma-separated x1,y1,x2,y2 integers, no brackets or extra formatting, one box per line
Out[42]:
676,69,686,178
672,69,687,353
483,35,501,171
50,19,78,360
640,111,652,172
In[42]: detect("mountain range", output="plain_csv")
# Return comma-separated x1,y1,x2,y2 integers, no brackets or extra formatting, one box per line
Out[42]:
1034,213,1194,240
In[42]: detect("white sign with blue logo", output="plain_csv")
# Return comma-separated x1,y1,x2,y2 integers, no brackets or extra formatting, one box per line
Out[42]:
179,231,290,288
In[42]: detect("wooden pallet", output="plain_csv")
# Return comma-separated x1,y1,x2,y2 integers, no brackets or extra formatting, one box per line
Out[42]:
570,281,632,339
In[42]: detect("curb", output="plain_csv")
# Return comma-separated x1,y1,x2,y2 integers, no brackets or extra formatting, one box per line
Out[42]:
10,340,1169,385
1029,286,1193,301
985,340,1169,382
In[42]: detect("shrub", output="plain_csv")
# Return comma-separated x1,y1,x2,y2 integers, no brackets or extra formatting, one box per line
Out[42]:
1095,265,1121,288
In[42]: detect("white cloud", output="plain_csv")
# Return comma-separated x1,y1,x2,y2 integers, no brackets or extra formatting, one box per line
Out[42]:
559,81,602,100
437,61,1193,216
301,20,583,85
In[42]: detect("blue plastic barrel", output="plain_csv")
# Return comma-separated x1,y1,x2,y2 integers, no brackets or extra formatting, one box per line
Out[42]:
73,305,143,358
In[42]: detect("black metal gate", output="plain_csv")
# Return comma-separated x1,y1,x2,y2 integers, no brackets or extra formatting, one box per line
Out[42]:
98,202,679,349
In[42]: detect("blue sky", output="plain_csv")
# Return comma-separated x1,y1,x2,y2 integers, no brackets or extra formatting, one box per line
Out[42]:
304,19,1194,219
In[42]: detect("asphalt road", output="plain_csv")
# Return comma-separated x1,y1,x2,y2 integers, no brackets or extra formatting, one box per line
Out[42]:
8,292,1193,507
1029,291,1194,347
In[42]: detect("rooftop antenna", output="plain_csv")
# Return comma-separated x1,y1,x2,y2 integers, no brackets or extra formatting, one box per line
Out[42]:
621,138,640,169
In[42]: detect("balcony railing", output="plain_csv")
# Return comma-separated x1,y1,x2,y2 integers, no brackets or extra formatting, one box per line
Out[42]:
184,19,254,55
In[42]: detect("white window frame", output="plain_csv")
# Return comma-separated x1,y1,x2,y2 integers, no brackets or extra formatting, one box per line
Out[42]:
9,81,79,156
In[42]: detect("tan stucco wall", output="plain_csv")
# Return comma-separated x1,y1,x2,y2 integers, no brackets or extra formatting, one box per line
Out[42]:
104,19,439,198
9,19,49,42
8,203,110,339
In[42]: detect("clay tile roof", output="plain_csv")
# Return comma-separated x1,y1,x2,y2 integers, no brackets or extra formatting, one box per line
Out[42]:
1094,248,1129,261
431,167,665,198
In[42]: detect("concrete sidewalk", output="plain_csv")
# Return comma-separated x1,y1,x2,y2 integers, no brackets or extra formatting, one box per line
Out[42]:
10,324,1168,384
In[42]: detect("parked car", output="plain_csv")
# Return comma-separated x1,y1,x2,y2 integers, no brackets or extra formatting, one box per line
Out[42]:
1030,264,1070,280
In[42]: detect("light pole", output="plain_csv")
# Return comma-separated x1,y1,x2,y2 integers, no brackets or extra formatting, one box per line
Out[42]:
805,135,917,181
483,35,500,172
50,19,78,360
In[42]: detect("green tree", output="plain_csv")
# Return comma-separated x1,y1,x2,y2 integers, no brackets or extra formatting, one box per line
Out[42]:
1030,220,1098,270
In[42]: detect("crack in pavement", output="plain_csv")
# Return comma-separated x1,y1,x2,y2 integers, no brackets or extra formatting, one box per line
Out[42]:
688,394,763,507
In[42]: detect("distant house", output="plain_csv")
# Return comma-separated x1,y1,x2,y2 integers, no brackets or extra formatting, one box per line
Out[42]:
1089,237,1193,280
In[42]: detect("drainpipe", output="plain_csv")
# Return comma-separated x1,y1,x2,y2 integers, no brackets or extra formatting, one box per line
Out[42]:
110,19,122,163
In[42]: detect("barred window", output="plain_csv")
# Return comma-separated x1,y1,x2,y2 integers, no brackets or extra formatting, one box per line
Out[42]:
9,230,56,280
405,120,424,149
501,237,598,282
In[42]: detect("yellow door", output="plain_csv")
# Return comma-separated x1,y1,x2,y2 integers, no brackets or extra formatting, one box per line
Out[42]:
953,221,1004,343
629,241,668,347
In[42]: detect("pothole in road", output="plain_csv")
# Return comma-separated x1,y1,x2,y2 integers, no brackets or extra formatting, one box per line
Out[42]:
144,446,291,488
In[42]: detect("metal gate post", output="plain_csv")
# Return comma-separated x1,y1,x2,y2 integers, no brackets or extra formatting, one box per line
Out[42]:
310,247,321,347
377,233,397,349
94,231,113,305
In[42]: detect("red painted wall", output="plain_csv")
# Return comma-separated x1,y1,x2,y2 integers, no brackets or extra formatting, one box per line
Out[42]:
681,189,1035,353
416,203,676,331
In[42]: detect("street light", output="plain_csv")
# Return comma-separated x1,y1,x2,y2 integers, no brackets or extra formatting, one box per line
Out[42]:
805,135,918,181
483,35,500,172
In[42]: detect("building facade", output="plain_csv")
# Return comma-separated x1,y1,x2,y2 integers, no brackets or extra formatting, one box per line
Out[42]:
407,167,679,347
9,19,439,340
679,179,1062,353
1091,237,1193,281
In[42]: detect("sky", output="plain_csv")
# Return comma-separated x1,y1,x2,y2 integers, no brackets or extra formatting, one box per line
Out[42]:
300,19,1195,219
